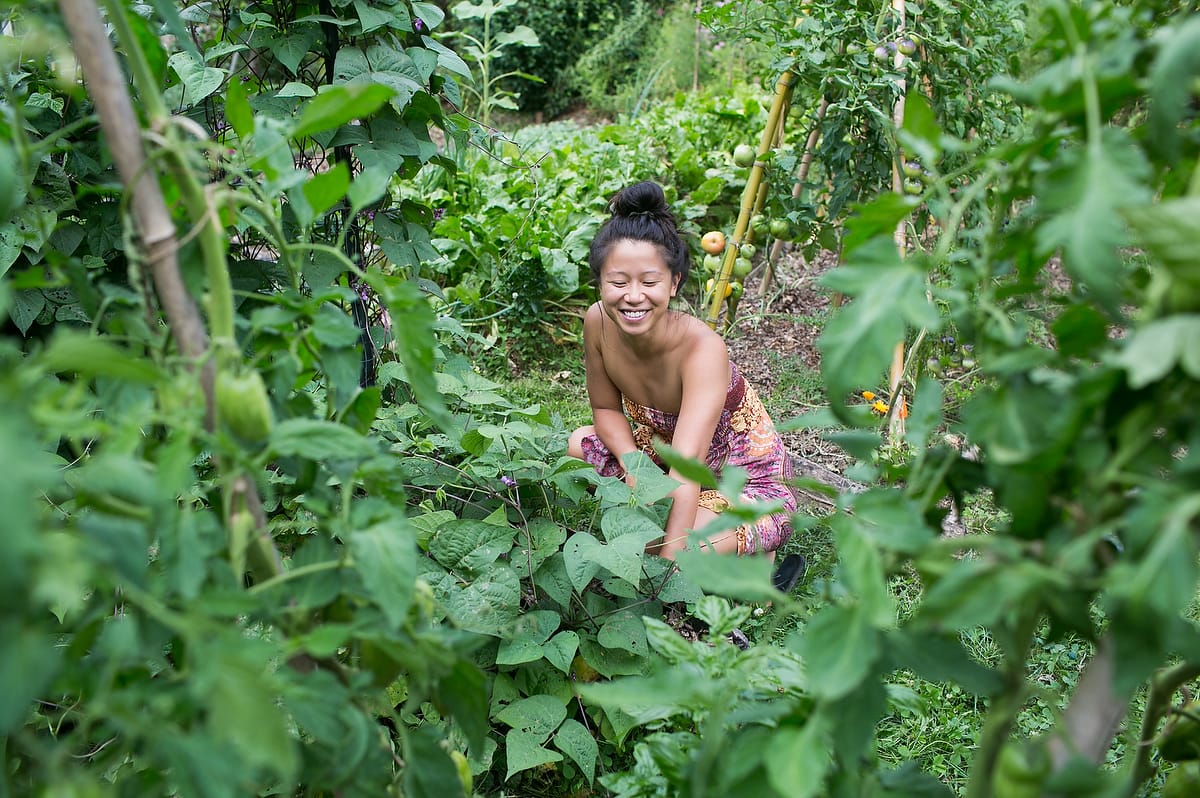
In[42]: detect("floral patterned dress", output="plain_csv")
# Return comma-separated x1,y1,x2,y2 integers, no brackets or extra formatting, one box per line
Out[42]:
578,363,797,554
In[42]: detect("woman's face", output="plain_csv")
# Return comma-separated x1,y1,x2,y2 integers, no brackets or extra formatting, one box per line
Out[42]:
598,239,680,335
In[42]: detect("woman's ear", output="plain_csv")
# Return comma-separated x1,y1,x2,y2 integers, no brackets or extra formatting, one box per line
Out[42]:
671,274,681,296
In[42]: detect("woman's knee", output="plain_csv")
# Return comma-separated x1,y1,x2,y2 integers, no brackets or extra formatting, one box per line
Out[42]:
567,425,595,459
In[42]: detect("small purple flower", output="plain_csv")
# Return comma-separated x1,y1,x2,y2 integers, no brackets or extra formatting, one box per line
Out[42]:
414,18,425,32
500,476,517,488
433,207,446,221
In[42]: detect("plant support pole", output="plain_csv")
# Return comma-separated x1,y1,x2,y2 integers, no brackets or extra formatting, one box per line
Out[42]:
888,0,909,438
706,67,796,329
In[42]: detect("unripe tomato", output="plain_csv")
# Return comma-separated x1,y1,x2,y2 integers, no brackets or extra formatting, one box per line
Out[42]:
729,281,743,301
903,178,924,195
750,213,768,235
732,257,752,278
733,144,756,168
902,160,924,178
897,37,917,56
703,254,722,273
874,44,891,62
701,230,726,255
769,218,790,239
216,369,274,443
739,242,756,259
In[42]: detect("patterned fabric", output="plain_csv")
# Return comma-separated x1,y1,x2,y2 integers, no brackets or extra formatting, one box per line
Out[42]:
579,364,797,554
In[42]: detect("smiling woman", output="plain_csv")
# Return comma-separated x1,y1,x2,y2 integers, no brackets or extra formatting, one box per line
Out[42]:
566,181,801,573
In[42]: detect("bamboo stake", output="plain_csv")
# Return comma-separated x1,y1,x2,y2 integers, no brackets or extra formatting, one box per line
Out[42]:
761,93,829,298
705,67,796,329
887,0,909,439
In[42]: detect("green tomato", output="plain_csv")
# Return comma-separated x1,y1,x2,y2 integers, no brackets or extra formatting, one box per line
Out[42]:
902,160,923,178
750,213,768,235
732,257,752,278
896,37,917,56
903,177,924,195
739,242,756,259
733,144,756,168
769,218,791,239
216,369,274,442
703,254,722,273
729,281,744,301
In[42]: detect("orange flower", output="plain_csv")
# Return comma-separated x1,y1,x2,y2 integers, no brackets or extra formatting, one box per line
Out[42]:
898,398,909,419
861,390,877,401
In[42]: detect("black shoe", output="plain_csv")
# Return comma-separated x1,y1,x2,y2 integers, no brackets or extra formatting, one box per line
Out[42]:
727,628,751,650
771,554,806,593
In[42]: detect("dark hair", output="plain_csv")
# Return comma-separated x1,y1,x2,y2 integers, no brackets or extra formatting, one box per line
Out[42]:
588,181,690,288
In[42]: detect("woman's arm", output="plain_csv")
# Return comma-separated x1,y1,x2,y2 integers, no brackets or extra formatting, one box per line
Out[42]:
660,334,729,551
583,304,638,476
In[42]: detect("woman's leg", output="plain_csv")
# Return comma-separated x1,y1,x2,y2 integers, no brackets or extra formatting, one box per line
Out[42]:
567,424,595,460
657,506,746,560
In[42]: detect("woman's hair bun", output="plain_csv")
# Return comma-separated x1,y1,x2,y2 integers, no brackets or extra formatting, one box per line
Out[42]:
609,181,669,219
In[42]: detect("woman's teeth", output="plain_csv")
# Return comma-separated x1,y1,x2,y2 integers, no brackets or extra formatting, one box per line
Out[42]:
622,310,648,320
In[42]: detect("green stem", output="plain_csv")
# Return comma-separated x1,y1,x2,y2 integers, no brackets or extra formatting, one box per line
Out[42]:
1127,661,1200,795
248,559,348,595
99,0,169,125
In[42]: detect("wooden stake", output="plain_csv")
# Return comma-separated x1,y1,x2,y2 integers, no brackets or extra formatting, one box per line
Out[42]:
705,67,796,329
888,0,909,439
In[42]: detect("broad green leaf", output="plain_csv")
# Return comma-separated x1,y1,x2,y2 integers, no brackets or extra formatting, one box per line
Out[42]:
495,694,566,741
354,0,395,33
796,604,880,700
818,239,938,418
653,443,719,488
1123,198,1200,281
597,611,649,657
349,518,416,628
196,642,299,780
270,418,377,460
442,563,520,635
430,519,516,572
600,506,663,543
576,668,705,723
371,276,452,430
1148,15,1200,161
900,88,942,164
693,595,751,638
495,25,540,48
883,630,1002,696
518,517,566,571
538,246,578,295
622,450,681,505
833,512,895,626
421,35,472,78
348,164,393,212
504,729,562,781
642,617,697,664
434,659,490,752
765,714,831,798
38,332,163,382
534,553,573,607
841,194,920,256
1107,494,1200,621
404,725,467,798
225,77,254,138
918,559,1066,631
276,81,316,98
167,52,226,106
904,376,943,449
1034,129,1151,313
674,548,778,603
846,489,936,555
691,175,726,205
293,83,395,140
563,527,658,591
541,631,579,674
333,46,424,112
0,622,60,734
496,610,561,666
273,29,319,75
412,2,446,30
1114,315,1200,388
554,719,597,784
